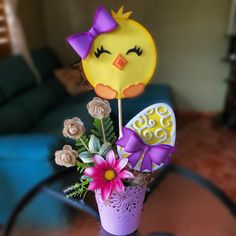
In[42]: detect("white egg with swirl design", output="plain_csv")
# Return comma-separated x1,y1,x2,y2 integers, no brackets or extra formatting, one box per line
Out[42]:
117,103,176,172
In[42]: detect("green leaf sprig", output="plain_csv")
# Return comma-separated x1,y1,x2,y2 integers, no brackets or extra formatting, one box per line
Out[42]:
91,117,116,145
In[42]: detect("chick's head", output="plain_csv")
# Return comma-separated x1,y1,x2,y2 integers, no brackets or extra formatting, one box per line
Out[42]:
82,7,157,99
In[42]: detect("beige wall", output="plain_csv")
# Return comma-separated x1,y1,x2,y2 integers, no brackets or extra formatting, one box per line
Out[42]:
41,0,230,111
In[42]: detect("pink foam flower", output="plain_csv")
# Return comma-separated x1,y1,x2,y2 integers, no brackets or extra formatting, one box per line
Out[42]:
84,150,134,201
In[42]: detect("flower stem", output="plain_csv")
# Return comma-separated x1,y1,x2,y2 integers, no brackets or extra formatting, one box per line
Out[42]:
79,137,89,151
100,119,106,143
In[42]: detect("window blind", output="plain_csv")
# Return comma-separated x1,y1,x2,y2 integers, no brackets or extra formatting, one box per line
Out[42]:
0,0,11,59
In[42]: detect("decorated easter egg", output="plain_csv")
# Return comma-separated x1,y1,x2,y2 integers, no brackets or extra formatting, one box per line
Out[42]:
67,6,157,100
117,103,176,172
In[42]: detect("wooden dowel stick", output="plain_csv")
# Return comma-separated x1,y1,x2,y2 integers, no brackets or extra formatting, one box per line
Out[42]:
118,98,122,137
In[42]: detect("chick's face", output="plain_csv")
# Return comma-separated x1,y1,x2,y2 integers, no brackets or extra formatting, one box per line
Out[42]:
82,18,157,99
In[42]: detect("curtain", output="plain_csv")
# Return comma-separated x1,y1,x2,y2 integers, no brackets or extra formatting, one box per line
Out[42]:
3,0,41,81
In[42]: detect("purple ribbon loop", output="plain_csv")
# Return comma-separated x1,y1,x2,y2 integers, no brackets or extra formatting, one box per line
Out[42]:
67,5,118,59
116,127,175,171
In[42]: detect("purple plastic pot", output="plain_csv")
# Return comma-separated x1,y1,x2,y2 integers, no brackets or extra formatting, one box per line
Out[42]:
95,186,146,235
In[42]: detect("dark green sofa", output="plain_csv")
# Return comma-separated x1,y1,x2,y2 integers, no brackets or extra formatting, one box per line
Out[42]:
0,48,173,225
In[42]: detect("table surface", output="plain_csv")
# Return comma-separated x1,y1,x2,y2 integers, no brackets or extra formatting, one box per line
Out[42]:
8,169,236,236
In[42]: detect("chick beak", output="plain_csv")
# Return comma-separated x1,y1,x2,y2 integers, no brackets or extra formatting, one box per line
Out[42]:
112,54,128,70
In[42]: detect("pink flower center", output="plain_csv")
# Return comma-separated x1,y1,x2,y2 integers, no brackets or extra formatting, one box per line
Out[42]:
104,169,116,181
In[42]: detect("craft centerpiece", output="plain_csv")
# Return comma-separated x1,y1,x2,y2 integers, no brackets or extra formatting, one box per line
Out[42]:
55,6,176,235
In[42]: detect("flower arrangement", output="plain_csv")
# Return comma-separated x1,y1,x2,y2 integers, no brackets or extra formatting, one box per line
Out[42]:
56,5,176,235
54,97,148,201
54,96,176,235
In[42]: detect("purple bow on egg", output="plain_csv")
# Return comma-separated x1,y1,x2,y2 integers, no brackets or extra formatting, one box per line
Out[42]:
116,127,175,171
67,6,118,59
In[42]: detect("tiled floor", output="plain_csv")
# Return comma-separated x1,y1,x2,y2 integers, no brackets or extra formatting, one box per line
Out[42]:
173,113,236,202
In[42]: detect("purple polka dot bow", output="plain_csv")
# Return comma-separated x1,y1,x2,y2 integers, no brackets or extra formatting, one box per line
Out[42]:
67,5,118,59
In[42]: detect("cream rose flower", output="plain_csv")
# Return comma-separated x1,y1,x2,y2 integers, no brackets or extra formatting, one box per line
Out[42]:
55,145,78,167
87,97,111,119
63,117,85,140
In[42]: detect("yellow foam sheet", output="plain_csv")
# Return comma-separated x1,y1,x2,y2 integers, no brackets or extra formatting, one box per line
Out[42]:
83,12,157,99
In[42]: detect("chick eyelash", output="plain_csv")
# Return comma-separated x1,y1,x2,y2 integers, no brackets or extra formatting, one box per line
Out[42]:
126,46,143,56
94,46,111,58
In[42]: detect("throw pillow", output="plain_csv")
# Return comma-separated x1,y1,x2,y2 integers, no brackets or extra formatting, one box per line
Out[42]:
54,62,93,96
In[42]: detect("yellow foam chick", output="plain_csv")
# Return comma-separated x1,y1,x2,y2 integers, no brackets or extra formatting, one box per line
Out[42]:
82,7,157,99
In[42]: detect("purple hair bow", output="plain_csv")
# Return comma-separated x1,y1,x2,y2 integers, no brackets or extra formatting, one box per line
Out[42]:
116,127,175,171
67,6,118,59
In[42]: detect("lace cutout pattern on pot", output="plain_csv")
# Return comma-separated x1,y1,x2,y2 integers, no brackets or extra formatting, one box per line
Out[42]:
95,186,146,223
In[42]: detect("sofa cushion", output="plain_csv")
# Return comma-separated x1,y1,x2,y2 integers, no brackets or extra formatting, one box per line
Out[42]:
30,84,173,135
0,88,5,104
15,83,60,123
31,48,62,80
0,55,36,103
0,134,65,225
0,101,32,134
0,134,59,160
31,91,95,134
44,77,67,102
